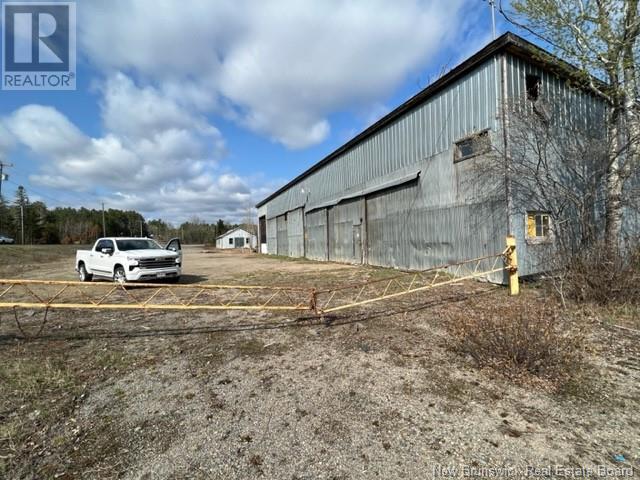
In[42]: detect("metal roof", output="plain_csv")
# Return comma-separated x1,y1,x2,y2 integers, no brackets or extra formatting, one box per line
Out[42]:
256,31,602,208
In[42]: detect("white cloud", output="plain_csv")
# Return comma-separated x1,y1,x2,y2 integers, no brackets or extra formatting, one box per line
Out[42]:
100,73,220,141
7,105,87,156
8,74,226,192
80,0,469,149
0,75,257,222
106,173,263,224
1,1,480,222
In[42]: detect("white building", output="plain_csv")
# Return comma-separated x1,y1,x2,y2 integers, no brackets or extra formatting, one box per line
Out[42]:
215,227,257,250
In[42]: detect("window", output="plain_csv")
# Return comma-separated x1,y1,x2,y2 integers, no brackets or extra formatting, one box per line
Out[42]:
116,239,160,251
454,130,490,162
229,238,233,245
527,212,551,239
526,75,541,101
95,239,114,251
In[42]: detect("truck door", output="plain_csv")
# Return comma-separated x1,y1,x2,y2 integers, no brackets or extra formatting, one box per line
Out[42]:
94,239,115,275
165,238,182,264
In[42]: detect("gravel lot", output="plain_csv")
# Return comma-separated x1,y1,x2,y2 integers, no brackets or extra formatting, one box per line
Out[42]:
0,246,638,479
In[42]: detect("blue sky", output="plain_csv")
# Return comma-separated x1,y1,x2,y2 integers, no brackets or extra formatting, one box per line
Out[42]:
0,0,514,224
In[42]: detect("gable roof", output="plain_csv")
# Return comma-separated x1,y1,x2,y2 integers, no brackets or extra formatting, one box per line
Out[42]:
216,227,256,239
256,31,603,208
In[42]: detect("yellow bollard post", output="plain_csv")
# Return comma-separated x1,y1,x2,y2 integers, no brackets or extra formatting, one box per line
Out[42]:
506,235,519,296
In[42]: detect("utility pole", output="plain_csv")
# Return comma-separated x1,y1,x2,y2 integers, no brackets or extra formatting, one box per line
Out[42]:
491,1,496,40
102,202,106,237
139,220,143,237
0,162,12,234
20,203,24,245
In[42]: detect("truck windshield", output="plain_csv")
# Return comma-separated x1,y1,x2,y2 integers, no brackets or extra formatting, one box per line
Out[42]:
115,239,162,251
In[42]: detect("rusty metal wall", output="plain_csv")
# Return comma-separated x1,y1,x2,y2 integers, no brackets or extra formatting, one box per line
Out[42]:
276,215,288,256
305,209,328,261
287,208,304,258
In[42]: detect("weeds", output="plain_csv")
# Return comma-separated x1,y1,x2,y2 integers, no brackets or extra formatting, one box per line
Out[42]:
449,306,583,386
552,242,640,307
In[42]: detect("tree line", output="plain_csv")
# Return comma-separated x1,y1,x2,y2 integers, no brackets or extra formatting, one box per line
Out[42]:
0,185,246,245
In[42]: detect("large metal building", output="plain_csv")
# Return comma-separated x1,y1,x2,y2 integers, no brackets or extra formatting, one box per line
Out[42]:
255,33,607,280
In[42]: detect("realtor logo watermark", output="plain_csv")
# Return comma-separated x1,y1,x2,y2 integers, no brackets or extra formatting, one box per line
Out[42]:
2,1,76,90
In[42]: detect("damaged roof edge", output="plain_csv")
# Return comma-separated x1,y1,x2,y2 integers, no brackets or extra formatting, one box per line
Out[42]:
255,31,599,209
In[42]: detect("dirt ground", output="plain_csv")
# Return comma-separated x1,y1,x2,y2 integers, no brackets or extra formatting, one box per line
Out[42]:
0,245,638,479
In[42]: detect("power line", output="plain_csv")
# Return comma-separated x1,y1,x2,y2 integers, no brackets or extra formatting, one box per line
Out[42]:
6,163,103,206
5,175,102,209
5,178,70,206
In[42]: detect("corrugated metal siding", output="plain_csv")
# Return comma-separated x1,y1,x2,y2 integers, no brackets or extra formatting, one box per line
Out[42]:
330,198,365,263
266,218,277,254
366,175,507,279
258,50,613,279
505,53,608,276
262,58,500,220
510,212,555,276
504,54,606,131
287,208,304,257
276,215,288,256
305,209,328,261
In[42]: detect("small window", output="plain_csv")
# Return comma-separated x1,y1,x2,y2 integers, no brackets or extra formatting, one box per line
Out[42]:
526,75,541,101
454,130,490,162
229,238,233,245
526,212,550,238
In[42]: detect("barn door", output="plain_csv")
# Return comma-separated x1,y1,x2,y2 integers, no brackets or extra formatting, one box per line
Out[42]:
352,224,362,263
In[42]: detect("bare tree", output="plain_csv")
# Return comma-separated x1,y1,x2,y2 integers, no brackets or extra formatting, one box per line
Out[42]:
476,95,610,261
499,0,640,253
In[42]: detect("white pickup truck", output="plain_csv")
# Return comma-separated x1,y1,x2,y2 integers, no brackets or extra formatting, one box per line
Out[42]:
75,237,182,283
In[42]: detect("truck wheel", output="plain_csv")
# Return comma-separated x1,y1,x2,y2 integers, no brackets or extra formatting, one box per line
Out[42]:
78,263,93,282
113,266,127,284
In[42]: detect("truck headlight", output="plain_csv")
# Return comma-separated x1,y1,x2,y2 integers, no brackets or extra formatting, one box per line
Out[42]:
126,257,139,265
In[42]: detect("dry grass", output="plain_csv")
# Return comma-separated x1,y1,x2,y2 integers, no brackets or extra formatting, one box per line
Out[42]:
0,356,80,477
0,357,75,399
0,244,81,267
